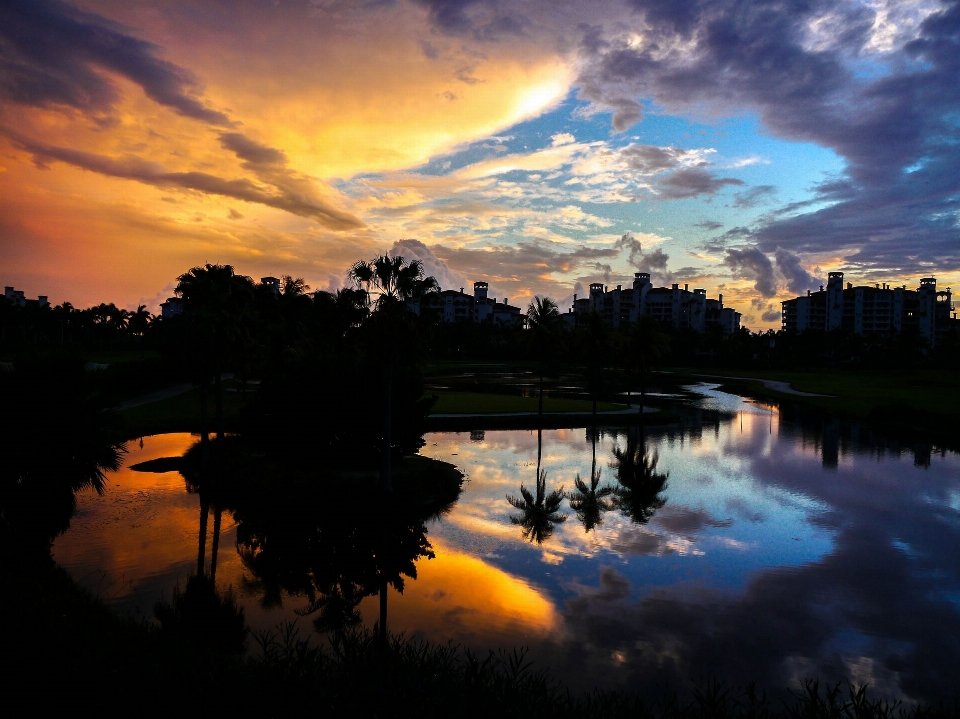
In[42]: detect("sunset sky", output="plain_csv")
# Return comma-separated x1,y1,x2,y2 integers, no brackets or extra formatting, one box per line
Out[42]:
2,0,958,327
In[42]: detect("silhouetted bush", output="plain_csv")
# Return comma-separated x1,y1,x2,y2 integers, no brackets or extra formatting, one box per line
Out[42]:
154,574,247,654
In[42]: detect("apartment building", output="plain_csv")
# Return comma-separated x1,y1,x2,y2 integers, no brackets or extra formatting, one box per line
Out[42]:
781,272,957,346
567,273,741,334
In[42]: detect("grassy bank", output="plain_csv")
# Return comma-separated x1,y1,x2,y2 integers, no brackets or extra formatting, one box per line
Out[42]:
669,367,960,450
430,390,625,414
119,386,250,437
673,368,959,416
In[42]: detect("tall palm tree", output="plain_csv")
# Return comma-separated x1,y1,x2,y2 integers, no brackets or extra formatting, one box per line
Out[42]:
582,310,610,419
627,313,670,410
197,493,209,576
281,275,309,296
525,296,563,419
610,430,669,524
350,255,437,494
128,305,152,339
210,505,222,584
568,428,613,532
176,264,254,440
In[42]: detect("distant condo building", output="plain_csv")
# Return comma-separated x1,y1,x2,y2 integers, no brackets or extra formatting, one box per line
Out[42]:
781,272,957,346
4,286,48,309
411,282,523,325
567,273,741,334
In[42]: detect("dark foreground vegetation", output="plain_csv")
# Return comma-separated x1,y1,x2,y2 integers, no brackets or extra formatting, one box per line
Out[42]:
7,560,959,717
4,258,960,712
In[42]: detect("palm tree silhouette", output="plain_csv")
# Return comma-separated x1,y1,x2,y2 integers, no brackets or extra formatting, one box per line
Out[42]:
507,428,567,544
175,264,254,440
568,428,613,533
610,430,669,524
626,313,670,410
525,296,563,419
128,304,152,340
350,254,438,494
582,310,610,420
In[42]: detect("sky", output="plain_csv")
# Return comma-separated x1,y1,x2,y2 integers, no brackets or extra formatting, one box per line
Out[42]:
1,0,959,328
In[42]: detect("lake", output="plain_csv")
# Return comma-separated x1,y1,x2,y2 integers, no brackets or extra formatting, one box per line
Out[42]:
52,384,960,701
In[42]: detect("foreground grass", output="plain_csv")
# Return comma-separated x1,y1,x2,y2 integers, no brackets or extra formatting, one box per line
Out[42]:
8,560,958,716
429,390,625,414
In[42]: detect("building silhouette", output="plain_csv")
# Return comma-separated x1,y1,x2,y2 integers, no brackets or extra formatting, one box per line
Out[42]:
416,282,523,325
781,272,957,346
4,286,48,309
567,273,740,333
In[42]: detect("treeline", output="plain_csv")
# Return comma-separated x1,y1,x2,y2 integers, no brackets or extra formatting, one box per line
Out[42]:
3,266,958,376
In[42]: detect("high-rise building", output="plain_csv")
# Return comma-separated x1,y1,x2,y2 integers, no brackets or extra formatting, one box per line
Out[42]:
781,272,957,346
566,273,740,334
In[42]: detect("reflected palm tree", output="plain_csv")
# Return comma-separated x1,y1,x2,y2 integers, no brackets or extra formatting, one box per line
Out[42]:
507,428,567,544
210,505,222,583
1,356,125,564
610,429,669,524
234,472,446,639
568,429,613,533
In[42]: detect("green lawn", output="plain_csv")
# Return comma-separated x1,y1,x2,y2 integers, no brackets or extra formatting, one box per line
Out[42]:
84,349,160,364
429,390,625,414
120,387,250,436
675,368,960,418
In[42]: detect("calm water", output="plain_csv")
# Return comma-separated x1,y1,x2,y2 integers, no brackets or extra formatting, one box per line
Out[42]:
52,385,960,700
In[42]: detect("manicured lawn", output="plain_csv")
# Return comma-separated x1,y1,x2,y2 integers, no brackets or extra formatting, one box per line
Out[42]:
84,349,160,364
429,390,625,414
120,387,250,436
676,368,960,418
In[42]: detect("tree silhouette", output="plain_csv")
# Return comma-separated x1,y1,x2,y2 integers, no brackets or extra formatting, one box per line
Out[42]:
568,429,613,533
610,430,669,524
0,355,125,564
581,310,610,419
128,304,152,340
175,263,254,440
626,313,670,410
507,428,567,544
350,255,438,494
525,296,563,419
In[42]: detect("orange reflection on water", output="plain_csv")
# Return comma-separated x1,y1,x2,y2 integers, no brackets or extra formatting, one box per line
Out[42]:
364,539,559,646
52,433,217,606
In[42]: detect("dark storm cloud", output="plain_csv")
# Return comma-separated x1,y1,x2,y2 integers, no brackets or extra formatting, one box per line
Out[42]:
639,247,669,273
5,130,364,230
218,133,287,166
693,220,723,231
775,248,819,294
651,506,732,536
432,240,621,279
723,246,777,297
576,0,960,272
659,167,744,199
0,0,230,124
411,0,527,41
614,232,644,265
619,144,690,173
732,185,776,209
